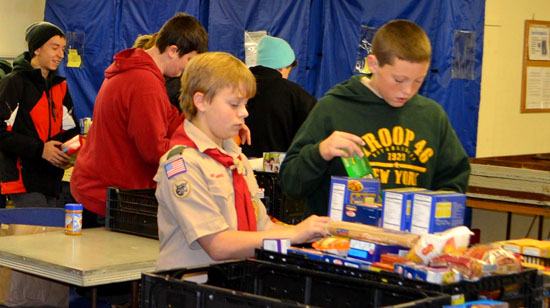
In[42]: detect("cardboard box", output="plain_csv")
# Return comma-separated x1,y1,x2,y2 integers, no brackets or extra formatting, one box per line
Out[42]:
522,241,550,258
394,262,460,285
263,238,291,254
496,238,550,257
329,176,381,223
347,239,408,263
287,247,370,270
382,187,427,232
340,203,381,226
410,191,466,234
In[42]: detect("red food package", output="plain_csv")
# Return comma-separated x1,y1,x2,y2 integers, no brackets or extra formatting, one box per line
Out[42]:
429,254,488,280
60,135,82,155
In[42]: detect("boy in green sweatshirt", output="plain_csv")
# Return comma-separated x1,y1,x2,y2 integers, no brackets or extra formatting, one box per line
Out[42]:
279,19,471,217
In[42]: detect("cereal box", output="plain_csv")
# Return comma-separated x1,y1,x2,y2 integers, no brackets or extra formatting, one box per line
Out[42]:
409,191,466,234
329,176,381,224
382,187,427,232
341,203,382,226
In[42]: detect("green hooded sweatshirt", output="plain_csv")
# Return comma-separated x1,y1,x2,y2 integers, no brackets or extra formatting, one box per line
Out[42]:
279,74,470,216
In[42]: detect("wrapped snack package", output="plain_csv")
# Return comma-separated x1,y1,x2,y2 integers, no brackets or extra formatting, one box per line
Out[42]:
407,226,473,264
464,245,522,275
429,254,488,280
326,221,420,248
430,245,522,280
312,236,350,256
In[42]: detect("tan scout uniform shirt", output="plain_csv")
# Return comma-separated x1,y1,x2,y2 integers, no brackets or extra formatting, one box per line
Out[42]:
155,120,273,271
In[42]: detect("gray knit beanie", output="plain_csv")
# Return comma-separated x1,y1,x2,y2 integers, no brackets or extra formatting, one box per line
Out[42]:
25,21,65,56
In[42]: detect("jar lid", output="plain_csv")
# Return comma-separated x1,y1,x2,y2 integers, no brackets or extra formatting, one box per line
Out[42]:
65,203,83,211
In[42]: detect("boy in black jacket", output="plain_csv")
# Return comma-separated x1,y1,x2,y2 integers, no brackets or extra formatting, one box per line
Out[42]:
0,21,79,207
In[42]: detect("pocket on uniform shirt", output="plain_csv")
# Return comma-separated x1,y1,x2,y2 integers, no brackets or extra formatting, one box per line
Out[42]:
207,178,233,201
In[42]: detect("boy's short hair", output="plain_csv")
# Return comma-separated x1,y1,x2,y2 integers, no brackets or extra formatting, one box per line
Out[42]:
372,19,431,67
155,13,208,57
180,52,256,119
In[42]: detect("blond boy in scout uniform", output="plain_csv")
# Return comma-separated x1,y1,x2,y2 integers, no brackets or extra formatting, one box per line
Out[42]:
154,52,330,271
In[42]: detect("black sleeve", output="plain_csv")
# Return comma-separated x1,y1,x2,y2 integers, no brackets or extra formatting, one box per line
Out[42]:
0,73,44,159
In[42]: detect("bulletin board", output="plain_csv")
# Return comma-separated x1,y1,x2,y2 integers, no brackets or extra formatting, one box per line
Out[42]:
521,20,550,113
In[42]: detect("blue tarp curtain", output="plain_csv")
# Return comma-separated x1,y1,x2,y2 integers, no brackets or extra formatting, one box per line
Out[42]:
45,0,484,156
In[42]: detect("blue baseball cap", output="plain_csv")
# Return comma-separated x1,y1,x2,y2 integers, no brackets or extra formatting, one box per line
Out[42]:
256,35,296,69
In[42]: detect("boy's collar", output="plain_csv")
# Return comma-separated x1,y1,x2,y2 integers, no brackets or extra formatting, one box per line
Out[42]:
183,120,241,157
359,75,382,98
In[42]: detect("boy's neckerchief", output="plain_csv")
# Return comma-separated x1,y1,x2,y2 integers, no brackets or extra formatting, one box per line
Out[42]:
170,125,257,231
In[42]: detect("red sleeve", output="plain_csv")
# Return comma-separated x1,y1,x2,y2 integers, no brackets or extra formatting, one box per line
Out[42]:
126,91,176,165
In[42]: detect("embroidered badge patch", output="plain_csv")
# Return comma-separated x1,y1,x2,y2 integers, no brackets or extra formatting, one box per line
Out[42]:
173,180,190,198
165,158,187,179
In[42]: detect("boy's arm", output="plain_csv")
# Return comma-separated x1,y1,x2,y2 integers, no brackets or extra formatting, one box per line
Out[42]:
197,215,330,261
280,128,364,200
432,118,471,193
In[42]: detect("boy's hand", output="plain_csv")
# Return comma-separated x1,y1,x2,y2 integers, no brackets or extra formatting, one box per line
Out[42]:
42,140,71,168
238,124,252,145
319,131,365,161
291,215,331,244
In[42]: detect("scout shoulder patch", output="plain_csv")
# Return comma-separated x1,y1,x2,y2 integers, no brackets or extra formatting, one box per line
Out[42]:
165,157,187,179
173,180,191,198
167,145,186,159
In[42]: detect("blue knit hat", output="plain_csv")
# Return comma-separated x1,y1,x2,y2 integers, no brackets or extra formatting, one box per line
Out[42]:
256,35,296,69
25,21,65,56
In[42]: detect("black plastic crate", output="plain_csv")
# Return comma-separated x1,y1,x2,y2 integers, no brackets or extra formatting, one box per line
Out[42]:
105,187,159,239
254,171,306,225
140,259,451,308
255,249,545,308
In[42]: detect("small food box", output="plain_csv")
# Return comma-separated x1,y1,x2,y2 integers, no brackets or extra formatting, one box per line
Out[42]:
329,176,381,225
410,190,466,234
347,238,408,263
382,187,427,232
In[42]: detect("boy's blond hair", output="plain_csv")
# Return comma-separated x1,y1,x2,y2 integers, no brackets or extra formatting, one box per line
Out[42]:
132,33,156,49
180,52,256,119
372,19,431,67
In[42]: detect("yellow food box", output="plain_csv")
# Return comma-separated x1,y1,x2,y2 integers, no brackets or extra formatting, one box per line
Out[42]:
521,240,550,258
494,238,540,254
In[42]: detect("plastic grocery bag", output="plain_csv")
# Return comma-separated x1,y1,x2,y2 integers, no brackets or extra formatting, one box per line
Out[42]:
0,224,69,307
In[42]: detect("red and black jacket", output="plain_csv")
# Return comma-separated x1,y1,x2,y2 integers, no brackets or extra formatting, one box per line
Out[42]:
0,51,79,196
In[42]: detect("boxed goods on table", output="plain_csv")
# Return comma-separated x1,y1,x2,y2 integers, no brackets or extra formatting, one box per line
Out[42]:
329,176,381,225
140,258,451,308
410,191,466,234
255,249,544,307
382,187,427,232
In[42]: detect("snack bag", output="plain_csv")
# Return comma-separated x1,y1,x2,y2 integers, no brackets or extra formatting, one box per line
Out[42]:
407,226,472,264
429,254,489,280
464,245,522,275
312,236,350,256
